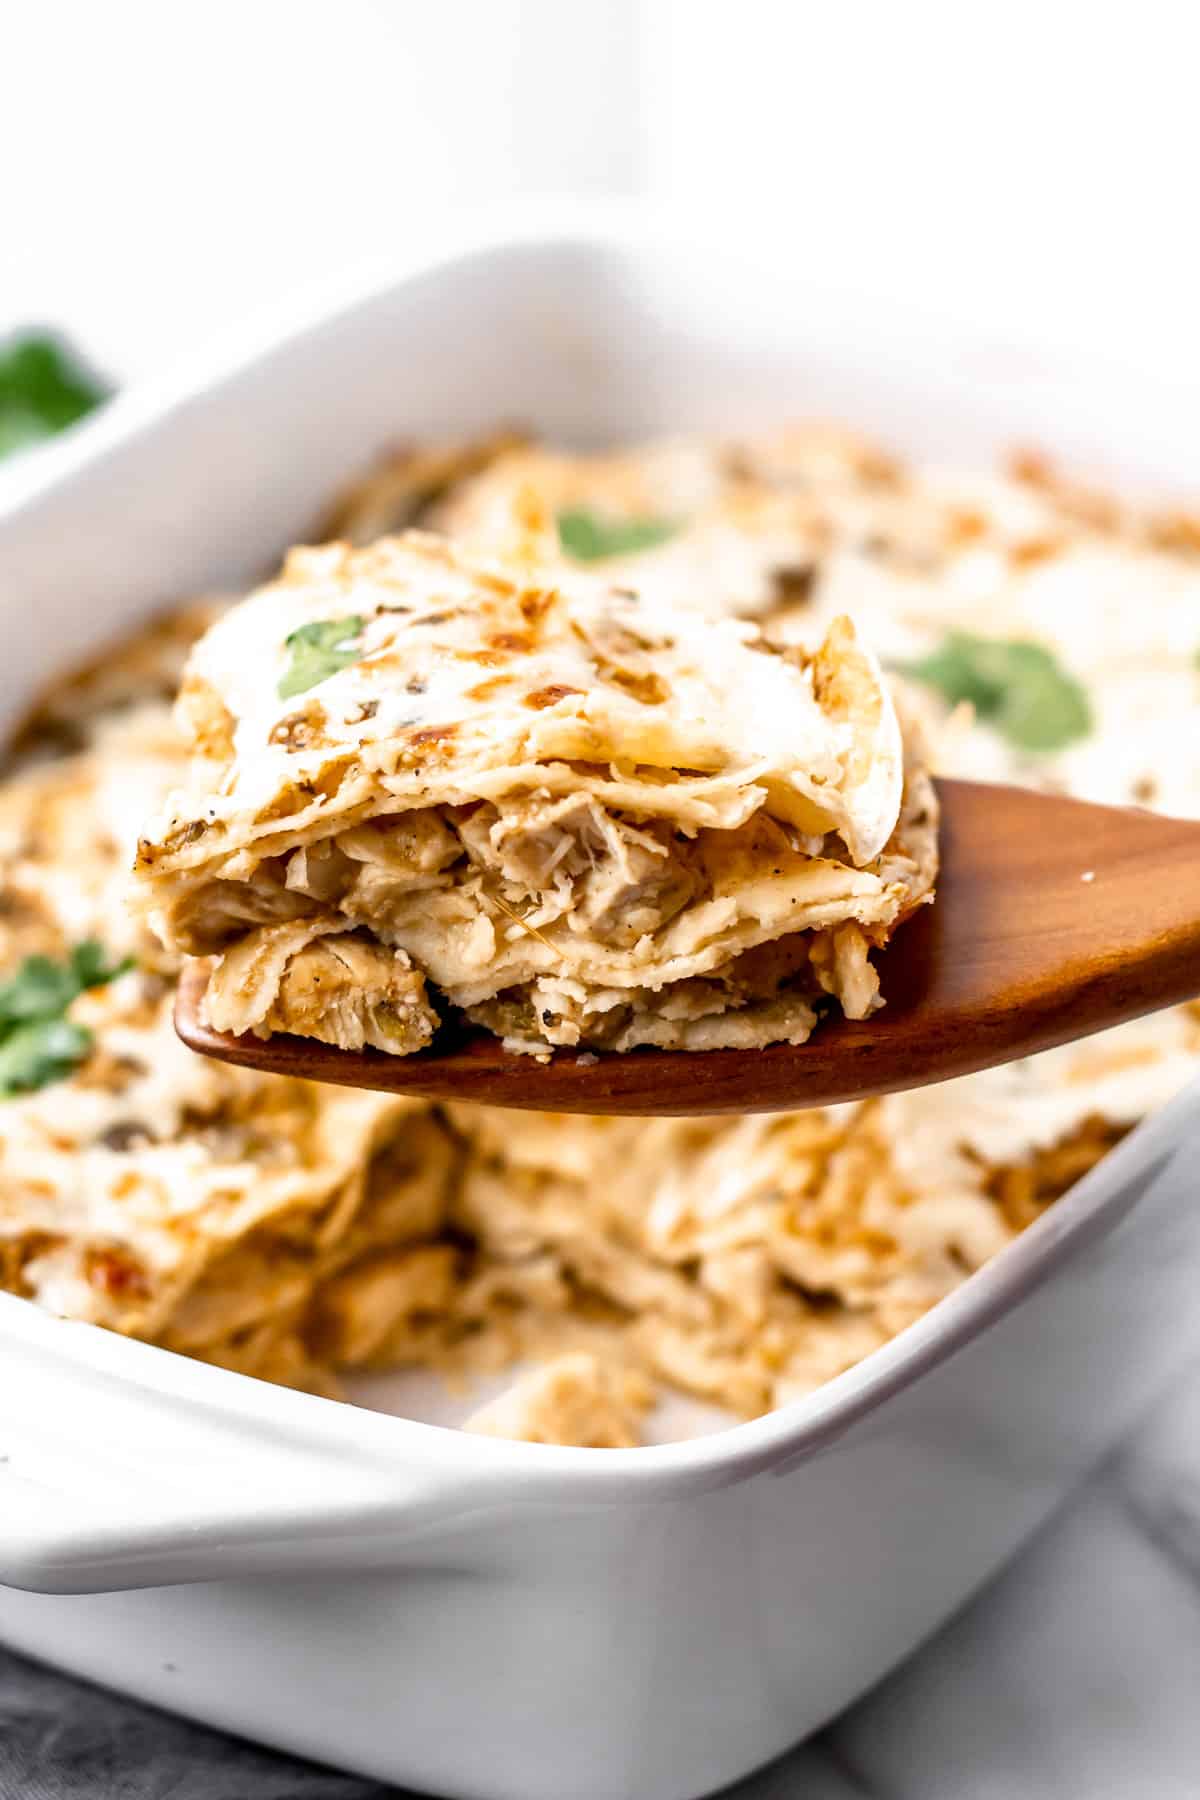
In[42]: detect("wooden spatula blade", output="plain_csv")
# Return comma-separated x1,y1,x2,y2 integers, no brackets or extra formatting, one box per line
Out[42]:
174,780,1200,1116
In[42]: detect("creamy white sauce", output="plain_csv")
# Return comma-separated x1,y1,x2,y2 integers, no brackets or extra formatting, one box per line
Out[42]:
176,537,904,865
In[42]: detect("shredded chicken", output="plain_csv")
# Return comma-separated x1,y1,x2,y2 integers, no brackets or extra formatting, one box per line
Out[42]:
204,918,439,1053
463,1353,653,1447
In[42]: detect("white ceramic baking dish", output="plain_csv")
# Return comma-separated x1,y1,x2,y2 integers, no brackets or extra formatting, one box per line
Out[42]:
2,211,1199,1800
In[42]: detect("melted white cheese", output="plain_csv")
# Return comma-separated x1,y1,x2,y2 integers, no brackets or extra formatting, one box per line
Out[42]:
174,535,904,866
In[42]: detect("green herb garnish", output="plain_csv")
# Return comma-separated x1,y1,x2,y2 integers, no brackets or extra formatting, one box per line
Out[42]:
278,615,366,700
556,508,679,562
0,1017,94,1096
900,630,1092,753
0,941,133,1097
0,334,108,460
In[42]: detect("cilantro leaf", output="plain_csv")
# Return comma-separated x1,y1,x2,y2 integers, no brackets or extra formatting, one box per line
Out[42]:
0,940,134,1097
0,1017,93,1097
900,631,1092,753
556,508,679,562
0,940,131,1028
70,941,134,990
0,334,107,461
0,954,83,1025
278,616,366,700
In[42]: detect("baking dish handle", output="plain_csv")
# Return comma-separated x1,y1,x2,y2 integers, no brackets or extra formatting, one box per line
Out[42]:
0,1301,518,1594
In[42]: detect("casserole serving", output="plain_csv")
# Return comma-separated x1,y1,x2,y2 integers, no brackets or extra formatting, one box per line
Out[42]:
1,215,1200,1800
132,536,922,1061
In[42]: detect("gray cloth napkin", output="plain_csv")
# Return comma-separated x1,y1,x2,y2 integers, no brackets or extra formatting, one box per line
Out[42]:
5,1349,1200,1800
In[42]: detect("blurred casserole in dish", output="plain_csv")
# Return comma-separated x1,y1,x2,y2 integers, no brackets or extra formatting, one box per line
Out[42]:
2,423,1198,1447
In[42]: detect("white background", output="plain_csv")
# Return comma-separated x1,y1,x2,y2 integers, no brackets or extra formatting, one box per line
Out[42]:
5,0,1199,381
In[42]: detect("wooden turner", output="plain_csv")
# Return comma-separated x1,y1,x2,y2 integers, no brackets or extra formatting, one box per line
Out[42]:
175,779,1200,1116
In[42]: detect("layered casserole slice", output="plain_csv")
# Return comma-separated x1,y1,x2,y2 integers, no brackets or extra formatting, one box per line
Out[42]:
134,531,936,1058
